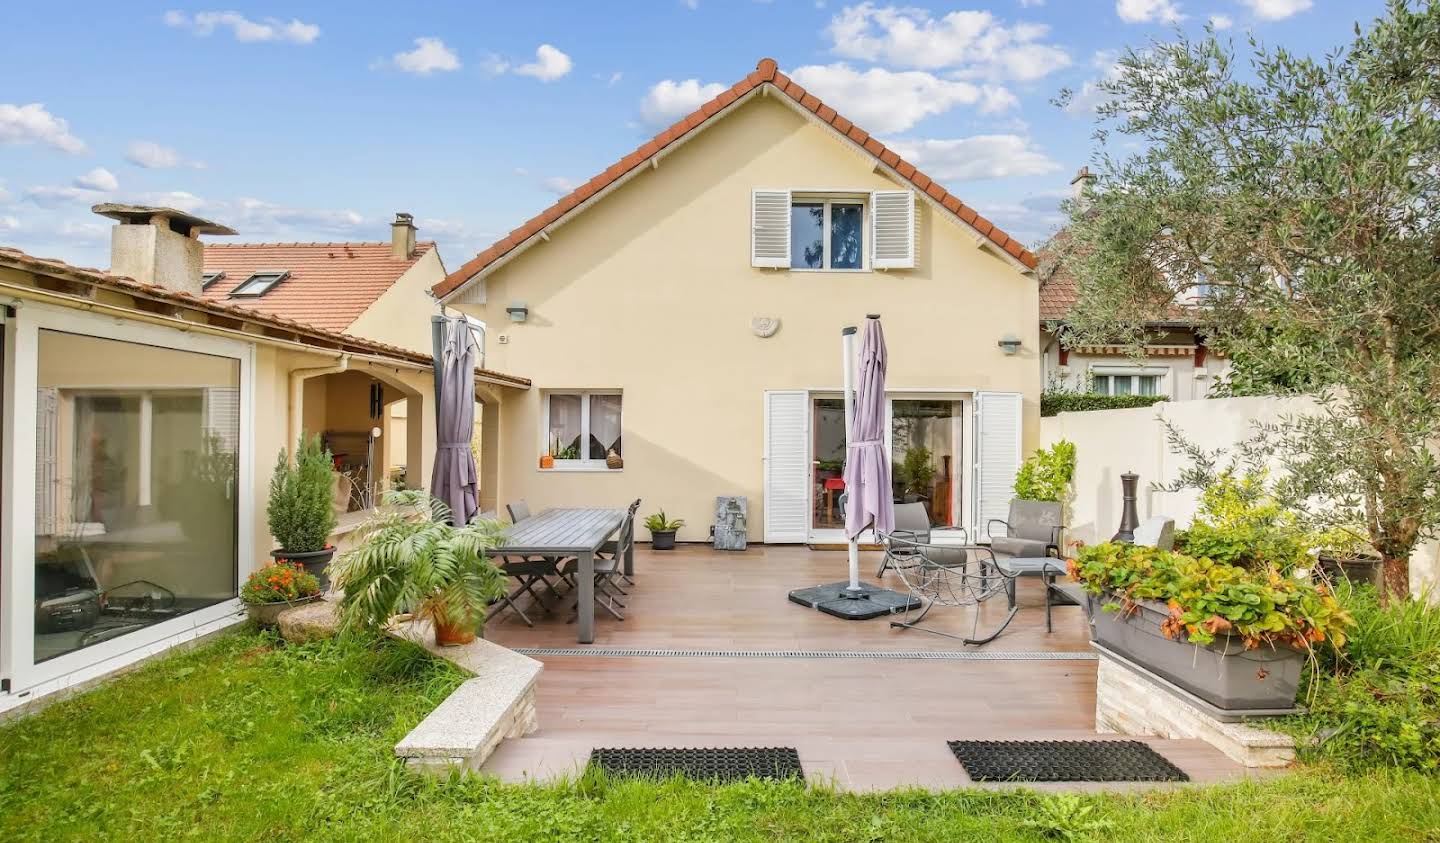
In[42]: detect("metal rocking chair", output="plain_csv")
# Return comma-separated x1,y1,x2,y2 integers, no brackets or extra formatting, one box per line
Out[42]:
882,532,1020,645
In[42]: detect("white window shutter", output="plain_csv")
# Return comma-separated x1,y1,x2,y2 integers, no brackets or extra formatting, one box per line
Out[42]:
973,391,1023,532
870,190,915,269
763,389,810,543
751,189,791,268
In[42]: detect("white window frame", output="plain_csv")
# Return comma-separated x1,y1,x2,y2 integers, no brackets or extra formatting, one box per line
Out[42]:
1,301,255,702
790,195,868,272
540,390,622,472
1089,365,1169,398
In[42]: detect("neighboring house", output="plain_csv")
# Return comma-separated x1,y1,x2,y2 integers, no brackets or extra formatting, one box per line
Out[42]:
1037,170,1231,402
433,58,1043,546
0,205,527,713
198,214,456,483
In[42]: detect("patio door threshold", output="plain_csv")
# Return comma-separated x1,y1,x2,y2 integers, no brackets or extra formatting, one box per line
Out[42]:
806,542,883,551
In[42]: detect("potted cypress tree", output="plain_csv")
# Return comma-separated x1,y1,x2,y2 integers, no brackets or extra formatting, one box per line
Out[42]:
268,433,339,589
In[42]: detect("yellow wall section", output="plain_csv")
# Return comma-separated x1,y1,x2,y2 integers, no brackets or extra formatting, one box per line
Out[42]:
453,94,1041,540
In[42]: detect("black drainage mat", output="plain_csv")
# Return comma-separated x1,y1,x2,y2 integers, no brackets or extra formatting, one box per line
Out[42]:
588,747,804,782
948,740,1189,782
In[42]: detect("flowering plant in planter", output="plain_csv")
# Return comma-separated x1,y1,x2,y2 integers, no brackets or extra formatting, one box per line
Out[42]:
242,561,322,605
1070,543,1352,650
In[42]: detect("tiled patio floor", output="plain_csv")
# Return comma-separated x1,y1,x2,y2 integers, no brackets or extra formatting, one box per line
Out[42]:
482,544,1257,791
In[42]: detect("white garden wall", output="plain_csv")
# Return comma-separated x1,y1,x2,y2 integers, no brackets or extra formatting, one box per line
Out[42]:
1040,397,1438,598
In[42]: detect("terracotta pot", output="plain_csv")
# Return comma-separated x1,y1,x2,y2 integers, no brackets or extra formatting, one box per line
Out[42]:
434,616,478,646
539,453,555,470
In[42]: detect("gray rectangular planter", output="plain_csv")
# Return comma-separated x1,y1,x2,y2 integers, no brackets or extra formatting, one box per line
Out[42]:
1088,593,1303,711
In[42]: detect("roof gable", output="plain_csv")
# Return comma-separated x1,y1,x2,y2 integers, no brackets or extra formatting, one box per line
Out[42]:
434,57,1036,300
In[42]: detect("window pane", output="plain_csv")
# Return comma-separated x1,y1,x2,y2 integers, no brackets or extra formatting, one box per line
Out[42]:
589,394,622,460
790,203,824,269
830,203,863,269
891,400,958,527
1138,376,1159,396
1114,376,1134,396
547,394,582,459
34,330,239,664
1090,375,1110,395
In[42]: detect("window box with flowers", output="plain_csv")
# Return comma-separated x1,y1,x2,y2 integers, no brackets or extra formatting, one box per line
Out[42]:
242,561,322,626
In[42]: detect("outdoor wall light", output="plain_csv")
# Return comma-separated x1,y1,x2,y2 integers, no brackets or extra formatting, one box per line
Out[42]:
997,333,1022,355
506,302,528,323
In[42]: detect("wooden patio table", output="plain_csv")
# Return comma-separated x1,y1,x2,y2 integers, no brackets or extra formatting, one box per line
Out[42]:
493,507,627,644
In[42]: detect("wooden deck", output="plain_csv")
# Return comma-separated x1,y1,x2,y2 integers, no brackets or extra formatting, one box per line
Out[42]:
482,544,1257,791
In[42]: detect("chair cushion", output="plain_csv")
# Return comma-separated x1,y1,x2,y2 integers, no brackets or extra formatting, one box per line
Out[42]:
990,536,1050,558
926,545,969,568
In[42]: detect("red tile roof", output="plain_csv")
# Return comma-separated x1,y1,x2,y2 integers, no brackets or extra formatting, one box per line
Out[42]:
0,245,530,388
433,57,1037,299
1037,229,1081,321
201,241,435,333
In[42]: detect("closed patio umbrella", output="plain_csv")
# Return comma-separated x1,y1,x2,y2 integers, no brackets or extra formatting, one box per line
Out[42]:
430,316,478,525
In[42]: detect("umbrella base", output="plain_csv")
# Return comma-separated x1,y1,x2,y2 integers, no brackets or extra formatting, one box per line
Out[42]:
788,581,921,621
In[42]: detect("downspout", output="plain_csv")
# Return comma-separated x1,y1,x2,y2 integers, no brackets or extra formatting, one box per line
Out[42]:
289,354,350,454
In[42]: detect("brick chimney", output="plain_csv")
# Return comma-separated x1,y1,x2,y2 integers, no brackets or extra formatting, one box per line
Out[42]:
391,212,417,259
92,203,235,295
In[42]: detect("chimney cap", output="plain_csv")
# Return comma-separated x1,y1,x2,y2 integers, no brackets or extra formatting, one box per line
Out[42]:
393,211,415,226
92,203,236,236
1070,166,1095,186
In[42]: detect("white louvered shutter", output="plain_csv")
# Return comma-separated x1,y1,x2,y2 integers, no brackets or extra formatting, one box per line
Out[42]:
763,390,810,543
751,189,791,268
973,391,1023,532
870,190,915,269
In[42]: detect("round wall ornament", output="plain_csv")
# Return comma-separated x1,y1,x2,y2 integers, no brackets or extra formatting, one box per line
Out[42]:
751,317,781,338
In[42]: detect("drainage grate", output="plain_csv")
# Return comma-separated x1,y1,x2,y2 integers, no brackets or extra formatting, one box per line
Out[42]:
589,747,804,782
948,740,1189,782
512,647,1098,662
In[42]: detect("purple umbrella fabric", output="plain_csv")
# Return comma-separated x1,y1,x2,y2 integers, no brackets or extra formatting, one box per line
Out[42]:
844,317,893,539
430,317,478,525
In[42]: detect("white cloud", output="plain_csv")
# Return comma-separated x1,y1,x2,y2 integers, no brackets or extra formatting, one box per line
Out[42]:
514,44,573,82
74,167,118,192
974,189,1069,247
163,10,319,44
596,70,624,86
825,4,1069,80
387,37,461,75
1238,0,1312,20
1064,50,1125,114
682,0,699,8
124,140,204,169
885,135,1060,182
0,180,12,204
788,63,1016,134
1116,0,1184,23
228,197,366,236
0,103,87,154
1018,0,1046,6
1209,13,1233,29
0,215,19,231
540,176,579,195
639,79,728,126
24,185,104,207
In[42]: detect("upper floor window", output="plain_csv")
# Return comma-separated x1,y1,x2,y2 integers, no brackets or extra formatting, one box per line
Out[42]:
790,200,864,270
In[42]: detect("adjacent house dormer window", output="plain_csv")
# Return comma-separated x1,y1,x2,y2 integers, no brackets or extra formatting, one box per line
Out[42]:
229,270,289,297
201,271,224,289
751,189,914,271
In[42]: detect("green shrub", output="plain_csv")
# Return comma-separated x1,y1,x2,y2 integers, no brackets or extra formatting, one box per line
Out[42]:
1040,392,1167,416
1014,440,1076,502
1070,542,1352,649
268,433,337,553
1286,585,1440,773
1174,471,1312,571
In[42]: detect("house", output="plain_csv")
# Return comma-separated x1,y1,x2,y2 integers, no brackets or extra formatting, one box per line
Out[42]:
0,205,528,713
1037,169,1231,401
432,58,1042,546
197,213,457,490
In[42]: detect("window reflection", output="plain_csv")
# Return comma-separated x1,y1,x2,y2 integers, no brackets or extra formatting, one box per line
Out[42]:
790,203,824,269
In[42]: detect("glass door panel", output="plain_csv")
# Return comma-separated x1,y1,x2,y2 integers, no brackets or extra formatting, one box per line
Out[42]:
811,397,846,533
890,399,959,527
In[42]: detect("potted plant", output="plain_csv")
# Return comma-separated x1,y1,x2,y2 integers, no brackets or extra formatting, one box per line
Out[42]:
898,446,934,503
1313,526,1383,590
1070,542,1352,710
644,510,684,550
329,490,507,646
268,433,339,589
241,561,322,626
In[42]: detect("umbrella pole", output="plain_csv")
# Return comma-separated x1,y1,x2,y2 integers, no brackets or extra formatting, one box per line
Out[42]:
841,326,863,594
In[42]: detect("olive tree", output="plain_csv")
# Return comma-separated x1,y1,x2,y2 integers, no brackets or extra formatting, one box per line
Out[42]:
1057,1,1440,601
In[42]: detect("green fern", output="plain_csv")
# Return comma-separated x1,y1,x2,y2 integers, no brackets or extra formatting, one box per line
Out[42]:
329,491,507,635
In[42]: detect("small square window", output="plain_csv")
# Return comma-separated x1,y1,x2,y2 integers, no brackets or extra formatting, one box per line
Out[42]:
544,391,622,468
230,270,288,297
201,271,225,289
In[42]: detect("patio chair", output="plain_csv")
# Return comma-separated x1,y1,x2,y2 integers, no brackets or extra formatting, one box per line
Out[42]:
561,502,635,623
986,500,1064,559
876,503,969,576
490,499,565,627
883,533,1019,644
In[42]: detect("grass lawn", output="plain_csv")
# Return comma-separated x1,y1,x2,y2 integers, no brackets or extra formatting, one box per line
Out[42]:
1,629,1436,842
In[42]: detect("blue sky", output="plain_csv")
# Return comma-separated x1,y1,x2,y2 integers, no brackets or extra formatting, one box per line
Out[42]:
1,1,1387,272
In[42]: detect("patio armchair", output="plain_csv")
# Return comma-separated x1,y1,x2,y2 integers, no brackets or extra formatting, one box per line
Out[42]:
877,502,968,577
883,533,1020,644
986,500,1064,559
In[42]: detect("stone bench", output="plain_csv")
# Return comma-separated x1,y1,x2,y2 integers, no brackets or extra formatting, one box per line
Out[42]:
390,621,543,774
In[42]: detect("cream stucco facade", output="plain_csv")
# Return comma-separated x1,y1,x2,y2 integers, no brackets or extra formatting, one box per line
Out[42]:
346,246,448,355
446,94,1041,542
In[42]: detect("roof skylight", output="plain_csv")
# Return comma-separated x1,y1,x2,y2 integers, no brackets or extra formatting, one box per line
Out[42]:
230,270,289,297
